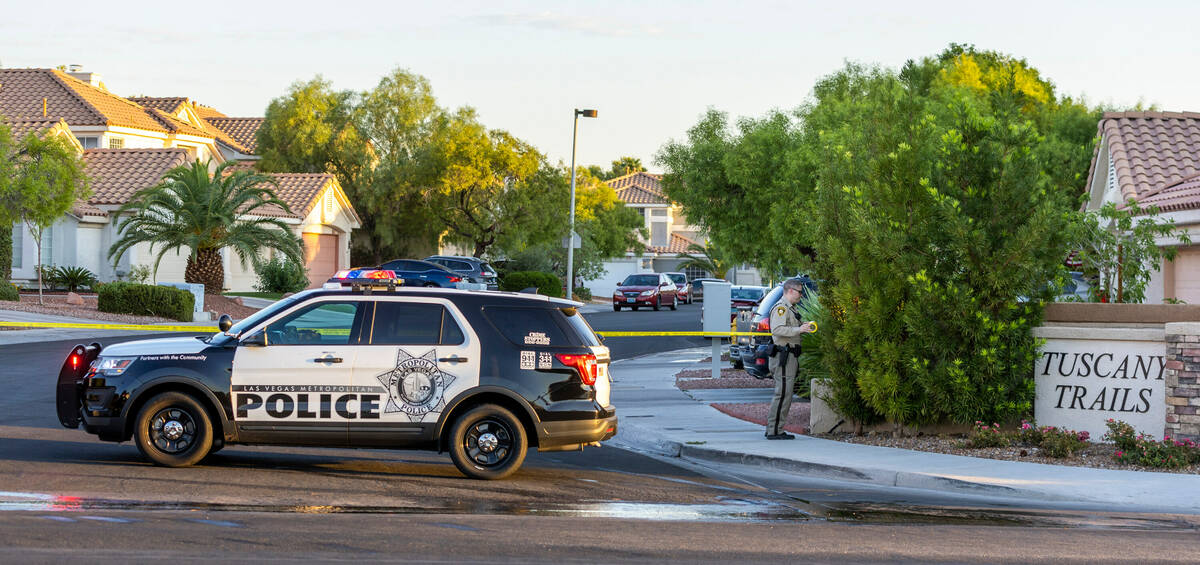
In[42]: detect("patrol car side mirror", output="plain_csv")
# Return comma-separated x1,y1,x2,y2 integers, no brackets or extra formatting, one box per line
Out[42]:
240,330,267,347
218,314,233,333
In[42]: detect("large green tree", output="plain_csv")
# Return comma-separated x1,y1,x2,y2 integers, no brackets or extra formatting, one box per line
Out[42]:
256,77,383,262
109,160,303,294
811,58,1077,428
1,132,90,303
415,109,549,257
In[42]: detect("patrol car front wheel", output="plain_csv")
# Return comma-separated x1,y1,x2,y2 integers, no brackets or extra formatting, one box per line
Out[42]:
133,392,213,467
448,405,527,480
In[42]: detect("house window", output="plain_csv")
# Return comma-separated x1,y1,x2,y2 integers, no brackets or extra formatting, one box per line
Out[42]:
10,225,21,269
107,137,124,149
684,266,708,280
650,208,668,247
39,226,53,266
78,137,99,149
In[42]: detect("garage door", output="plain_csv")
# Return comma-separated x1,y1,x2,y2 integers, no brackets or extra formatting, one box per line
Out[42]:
303,233,339,288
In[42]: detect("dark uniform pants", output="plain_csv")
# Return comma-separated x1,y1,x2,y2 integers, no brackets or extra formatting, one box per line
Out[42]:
767,348,799,435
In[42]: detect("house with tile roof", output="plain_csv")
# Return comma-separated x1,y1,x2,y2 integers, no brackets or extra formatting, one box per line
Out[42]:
2,68,360,292
585,171,760,297
1084,111,1200,303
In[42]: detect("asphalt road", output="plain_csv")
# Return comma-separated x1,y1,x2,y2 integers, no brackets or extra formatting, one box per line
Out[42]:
3,330,1200,562
583,301,710,360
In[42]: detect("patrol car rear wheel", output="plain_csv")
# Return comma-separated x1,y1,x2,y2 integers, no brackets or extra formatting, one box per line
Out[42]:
134,392,213,468
448,404,527,480
669,295,677,310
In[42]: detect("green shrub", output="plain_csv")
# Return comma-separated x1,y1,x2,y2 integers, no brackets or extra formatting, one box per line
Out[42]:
1106,419,1200,468
0,282,17,302
54,266,97,293
124,264,151,284
36,265,59,290
1102,418,1138,452
964,421,1010,448
97,282,194,322
500,271,563,298
254,257,309,294
572,287,592,301
1039,427,1089,458
0,227,11,281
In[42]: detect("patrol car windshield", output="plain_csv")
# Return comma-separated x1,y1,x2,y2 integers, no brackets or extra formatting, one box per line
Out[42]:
210,295,301,342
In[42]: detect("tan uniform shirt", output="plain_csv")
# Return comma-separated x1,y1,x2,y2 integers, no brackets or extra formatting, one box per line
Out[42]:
769,298,804,347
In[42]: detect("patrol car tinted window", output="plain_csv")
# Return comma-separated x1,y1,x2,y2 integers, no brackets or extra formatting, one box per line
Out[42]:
266,301,361,345
483,306,571,347
560,308,601,346
370,302,465,345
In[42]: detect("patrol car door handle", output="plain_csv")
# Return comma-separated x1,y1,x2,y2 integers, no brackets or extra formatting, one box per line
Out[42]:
312,356,344,364
438,356,468,364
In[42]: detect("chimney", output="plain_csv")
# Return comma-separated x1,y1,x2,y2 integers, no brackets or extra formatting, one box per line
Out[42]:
66,67,106,91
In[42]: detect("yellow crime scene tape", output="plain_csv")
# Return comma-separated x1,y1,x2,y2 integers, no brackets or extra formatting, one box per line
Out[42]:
0,321,774,338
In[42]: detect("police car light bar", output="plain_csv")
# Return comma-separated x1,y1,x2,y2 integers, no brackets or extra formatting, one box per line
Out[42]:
324,269,405,292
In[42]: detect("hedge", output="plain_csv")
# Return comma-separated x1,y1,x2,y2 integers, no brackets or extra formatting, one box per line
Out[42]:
97,282,195,322
0,282,17,302
499,271,563,298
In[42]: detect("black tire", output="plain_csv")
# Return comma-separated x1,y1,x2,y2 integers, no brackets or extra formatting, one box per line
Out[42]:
133,392,213,467
424,282,438,287
632,306,639,311
669,295,677,311
653,296,661,311
448,404,527,480
613,304,621,312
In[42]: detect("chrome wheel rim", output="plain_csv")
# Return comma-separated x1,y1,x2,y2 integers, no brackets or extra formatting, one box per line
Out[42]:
149,407,196,454
465,418,514,467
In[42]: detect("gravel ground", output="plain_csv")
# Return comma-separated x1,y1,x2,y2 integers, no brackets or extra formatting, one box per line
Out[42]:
675,366,1200,474
674,368,773,390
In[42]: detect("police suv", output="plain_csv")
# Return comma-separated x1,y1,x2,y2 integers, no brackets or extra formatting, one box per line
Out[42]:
55,271,616,480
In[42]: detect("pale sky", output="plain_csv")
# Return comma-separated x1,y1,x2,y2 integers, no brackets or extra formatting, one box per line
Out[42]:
2,0,1197,170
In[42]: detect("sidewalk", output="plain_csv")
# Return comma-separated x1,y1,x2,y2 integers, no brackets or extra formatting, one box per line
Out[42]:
609,346,1200,513
0,310,216,346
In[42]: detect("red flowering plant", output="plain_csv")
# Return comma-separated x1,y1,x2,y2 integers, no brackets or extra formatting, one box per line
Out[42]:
965,421,1010,448
1105,420,1200,469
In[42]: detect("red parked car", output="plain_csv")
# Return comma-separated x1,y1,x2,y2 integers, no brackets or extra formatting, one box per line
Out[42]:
613,273,678,311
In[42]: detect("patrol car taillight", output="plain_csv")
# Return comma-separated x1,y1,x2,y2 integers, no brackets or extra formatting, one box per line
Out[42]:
755,318,770,332
555,353,598,386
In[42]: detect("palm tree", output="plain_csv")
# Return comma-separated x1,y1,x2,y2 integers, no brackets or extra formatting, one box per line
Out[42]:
108,160,304,294
676,241,731,280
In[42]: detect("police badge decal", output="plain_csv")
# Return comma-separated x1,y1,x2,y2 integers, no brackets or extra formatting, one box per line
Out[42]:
375,349,457,422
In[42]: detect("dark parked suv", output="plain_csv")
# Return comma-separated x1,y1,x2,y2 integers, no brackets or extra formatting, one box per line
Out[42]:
425,255,500,290
55,271,616,480
373,259,466,288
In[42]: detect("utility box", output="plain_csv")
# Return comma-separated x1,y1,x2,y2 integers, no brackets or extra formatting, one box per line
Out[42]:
158,282,206,322
701,281,731,334
700,281,731,378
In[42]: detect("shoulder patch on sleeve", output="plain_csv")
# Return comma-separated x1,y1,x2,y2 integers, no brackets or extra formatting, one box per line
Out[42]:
775,306,786,316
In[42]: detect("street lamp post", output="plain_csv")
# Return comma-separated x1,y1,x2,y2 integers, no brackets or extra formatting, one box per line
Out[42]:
567,108,597,299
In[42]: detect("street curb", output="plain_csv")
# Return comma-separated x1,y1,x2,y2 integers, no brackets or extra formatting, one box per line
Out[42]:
612,420,1071,503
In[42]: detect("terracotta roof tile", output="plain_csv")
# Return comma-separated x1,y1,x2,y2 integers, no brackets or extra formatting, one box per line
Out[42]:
5,118,66,140
1124,173,1200,214
0,69,171,133
204,117,263,154
81,148,188,205
128,96,188,114
645,232,698,254
71,201,109,219
606,171,668,204
1091,112,1200,202
190,103,227,120
249,173,334,219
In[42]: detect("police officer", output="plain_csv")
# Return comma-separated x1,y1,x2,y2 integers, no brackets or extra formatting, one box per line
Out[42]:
766,278,815,440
